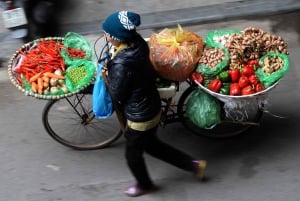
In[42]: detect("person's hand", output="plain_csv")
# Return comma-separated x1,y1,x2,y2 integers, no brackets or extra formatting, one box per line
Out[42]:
101,60,108,76
101,62,109,85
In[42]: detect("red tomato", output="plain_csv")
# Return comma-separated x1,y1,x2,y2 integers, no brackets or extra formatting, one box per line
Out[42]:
255,83,266,92
229,83,241,96
241,65,255,77
238,76,249,89
208,79,222,93
190,72,204,84
241,85,255,95
248,74,259,85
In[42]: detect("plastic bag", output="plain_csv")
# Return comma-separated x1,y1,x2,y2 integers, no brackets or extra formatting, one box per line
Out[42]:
92,61,114,119
205,29,242,48
65,59,96,92
149,24,204,82
256,51,290,87
186,89,221,129
196,45,230,76
61,32,94,66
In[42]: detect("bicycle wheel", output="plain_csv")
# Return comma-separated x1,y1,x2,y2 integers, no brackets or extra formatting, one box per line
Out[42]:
177,86,263,138
42,93,122,150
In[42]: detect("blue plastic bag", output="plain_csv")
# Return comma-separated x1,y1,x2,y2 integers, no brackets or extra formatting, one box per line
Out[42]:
92,61,114,119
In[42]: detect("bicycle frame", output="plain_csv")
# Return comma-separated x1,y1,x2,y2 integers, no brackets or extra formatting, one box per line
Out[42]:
159,80,194,127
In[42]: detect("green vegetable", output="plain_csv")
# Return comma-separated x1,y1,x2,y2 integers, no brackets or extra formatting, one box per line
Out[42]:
219,83,230,95
66,65,88,85
217,70,230,82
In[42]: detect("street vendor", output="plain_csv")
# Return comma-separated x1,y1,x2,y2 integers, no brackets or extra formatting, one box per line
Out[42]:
101,10,207,197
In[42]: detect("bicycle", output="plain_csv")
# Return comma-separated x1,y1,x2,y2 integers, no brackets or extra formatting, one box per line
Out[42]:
41,36,265,150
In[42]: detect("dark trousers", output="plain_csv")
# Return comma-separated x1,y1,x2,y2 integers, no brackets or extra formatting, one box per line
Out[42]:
124,126,195,189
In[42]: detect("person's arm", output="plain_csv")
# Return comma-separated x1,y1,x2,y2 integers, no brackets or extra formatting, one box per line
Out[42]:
107,63,132,104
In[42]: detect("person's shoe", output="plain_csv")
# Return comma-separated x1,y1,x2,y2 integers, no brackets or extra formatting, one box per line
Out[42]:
124,184,158,197
193,160,207,181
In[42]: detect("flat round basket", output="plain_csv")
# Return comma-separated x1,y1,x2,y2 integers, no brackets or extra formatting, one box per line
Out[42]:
7,37,95,100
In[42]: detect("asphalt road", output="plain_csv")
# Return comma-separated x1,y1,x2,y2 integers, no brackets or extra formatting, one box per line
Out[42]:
1,2,300,201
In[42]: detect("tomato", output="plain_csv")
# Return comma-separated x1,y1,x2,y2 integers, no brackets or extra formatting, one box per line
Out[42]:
208,79,222,93
255,83,266,92
241,85,255,95
189,72,204,84
248,74,259,85
238,76,249,89
241,65,255,77
229,83,241,96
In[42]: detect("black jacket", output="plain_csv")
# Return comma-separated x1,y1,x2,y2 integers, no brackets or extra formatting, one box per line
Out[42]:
107,35,161,122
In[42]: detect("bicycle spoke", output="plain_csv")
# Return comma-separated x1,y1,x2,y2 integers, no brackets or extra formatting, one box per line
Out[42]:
42,93,122,150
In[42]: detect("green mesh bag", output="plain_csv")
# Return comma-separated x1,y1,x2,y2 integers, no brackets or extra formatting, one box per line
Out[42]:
61,32,94,66
65,59,96,92
196,45,230,76
186,89,221,129
205,29,242,48
256,52,290,87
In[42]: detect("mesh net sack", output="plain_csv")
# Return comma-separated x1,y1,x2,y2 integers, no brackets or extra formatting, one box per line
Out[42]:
149,25,204,82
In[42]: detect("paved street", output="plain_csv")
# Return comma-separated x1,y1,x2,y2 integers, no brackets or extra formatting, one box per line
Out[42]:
1,1,300,200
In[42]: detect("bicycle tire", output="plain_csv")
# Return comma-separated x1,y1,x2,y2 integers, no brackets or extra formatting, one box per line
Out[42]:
42,92,122,150
177,86,263,138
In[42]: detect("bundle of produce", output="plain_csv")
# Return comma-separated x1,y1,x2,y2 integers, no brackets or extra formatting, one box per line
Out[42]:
8,33,96,99
149,24,204,82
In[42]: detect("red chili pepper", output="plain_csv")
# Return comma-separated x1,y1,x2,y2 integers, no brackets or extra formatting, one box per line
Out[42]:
248,74,259,85
241,65,255,77
238,76,249,89
16,75,22,85
228,68,240,82
189,72,204,84
255,83,266,92
241,85,255,95
208,79,222,93
229,83,241,96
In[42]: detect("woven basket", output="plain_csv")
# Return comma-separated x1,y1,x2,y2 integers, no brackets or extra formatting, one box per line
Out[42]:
7,37,95,100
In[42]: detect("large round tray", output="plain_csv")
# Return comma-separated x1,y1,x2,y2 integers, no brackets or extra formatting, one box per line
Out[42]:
7,37,95,100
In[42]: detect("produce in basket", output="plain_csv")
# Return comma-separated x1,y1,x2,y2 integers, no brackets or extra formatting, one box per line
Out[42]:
8,34,96,99
199,58,267,96
149,24,204,82
193,27,290,97
11,39,67,96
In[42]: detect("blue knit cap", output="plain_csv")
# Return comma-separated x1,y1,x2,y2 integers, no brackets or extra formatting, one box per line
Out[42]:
102,11,141,42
